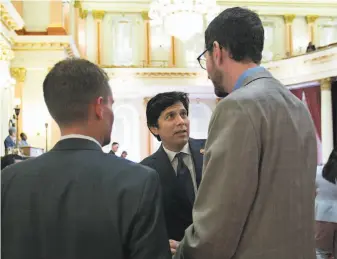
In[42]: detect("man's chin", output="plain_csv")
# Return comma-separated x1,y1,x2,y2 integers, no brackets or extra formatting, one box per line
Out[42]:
214,87,229,98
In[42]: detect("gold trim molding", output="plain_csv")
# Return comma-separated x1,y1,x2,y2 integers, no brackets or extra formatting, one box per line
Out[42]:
141,11,150,20
0,4,23,30
306,15,319,24
92,10,105,20
79,9,88,19
10,68,26,82
135,72,199,78
320,78,331,91
0,42,14,61
12,42,76,57
304,54,336,64
284,14,296,24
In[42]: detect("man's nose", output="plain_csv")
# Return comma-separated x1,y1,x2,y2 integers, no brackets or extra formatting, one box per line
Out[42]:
175,115,185,125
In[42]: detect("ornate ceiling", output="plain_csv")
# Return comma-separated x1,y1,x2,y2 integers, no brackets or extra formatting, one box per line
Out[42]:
80,0,337,15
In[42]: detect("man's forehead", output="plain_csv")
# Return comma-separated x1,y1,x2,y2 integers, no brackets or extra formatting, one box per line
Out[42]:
162,102,186,113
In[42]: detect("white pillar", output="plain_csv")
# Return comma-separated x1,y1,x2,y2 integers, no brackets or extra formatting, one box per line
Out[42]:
86,12,96,62
0,41,15,156
321,78,334,163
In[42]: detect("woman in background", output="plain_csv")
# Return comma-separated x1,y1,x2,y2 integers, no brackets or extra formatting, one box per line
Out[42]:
316,148,337,259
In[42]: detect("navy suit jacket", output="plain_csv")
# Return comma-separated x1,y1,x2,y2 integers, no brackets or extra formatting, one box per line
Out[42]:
2,138,171,259
140,138,206,241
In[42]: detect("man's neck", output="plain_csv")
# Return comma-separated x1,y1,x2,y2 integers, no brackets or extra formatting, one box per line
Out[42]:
162,142,188,153
60,127,102,146
226,62,258,93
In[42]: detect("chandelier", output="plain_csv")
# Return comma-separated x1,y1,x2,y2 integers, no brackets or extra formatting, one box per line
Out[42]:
149,0,219,41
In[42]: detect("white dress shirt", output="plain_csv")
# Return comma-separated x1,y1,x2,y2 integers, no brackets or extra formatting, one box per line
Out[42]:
162,143,197,193
60,134,102,148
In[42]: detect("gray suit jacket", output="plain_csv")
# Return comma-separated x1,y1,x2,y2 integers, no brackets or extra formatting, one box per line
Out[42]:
174,68,317,259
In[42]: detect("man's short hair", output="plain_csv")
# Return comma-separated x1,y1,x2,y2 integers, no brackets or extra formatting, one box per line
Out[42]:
112,142,119,146
205,7,264,64
146,91,189,141
8,127,16,135
43,58,111,127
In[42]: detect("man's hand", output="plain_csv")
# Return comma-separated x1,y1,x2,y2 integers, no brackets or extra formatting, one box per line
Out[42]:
169,239,180,255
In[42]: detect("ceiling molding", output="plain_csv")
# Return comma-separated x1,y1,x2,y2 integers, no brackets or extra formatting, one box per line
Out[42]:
0,1,24,31
80,0,337,15
11,36,80,58
135,72,200,78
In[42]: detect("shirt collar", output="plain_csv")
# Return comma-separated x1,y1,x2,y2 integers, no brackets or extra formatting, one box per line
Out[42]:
162,142,190,162
233,66,265,91
60,134,102,148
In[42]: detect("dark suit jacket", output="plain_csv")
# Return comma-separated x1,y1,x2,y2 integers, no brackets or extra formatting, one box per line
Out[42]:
140,138,205,241
109,150,115,155
1,138,171,259
4,135,15,149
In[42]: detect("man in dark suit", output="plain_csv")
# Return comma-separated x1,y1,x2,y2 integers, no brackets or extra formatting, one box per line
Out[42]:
140,92,205,243
2,59,171,259
109,141,119,155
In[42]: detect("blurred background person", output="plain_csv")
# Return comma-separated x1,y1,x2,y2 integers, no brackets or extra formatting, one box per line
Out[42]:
4,127,16,150
18,132,29,147
109,142,119,155
1,154,26,170
316,148,337,259
121,151,128,158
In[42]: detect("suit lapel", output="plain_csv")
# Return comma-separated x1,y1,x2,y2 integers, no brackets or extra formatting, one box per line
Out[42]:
189,139,203,188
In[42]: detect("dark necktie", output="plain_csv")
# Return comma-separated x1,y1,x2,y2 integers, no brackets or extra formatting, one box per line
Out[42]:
175,152,195,204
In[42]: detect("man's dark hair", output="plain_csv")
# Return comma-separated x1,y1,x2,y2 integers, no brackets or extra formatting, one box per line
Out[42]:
322,148,337,184
205,7,264,64
1,154,26,170
112,142,119,146
146,91,189,141
43,58,111,127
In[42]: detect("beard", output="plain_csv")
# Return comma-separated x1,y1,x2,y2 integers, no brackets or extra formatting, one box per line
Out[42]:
209,67,228,98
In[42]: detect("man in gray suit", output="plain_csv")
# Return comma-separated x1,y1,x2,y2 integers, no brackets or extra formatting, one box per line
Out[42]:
172,7,317,259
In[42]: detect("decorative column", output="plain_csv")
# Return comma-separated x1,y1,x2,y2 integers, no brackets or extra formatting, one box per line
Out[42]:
86,12,95,62
10,68,26,135
283,14,296,57
141,12,151,67
74,1,88,58
320,78,334,163
306,15,319,44
0,43,15,156
170,36,176,67
92,10,105,65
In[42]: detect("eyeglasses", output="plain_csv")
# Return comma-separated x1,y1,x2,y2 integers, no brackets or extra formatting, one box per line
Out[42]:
197,49,207,70
197,44,223,70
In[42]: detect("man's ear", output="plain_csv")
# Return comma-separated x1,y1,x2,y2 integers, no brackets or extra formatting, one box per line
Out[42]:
149,126,158,136
94,97,104,119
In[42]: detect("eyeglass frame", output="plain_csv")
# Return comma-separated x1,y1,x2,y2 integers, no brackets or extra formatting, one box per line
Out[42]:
197,43,224,70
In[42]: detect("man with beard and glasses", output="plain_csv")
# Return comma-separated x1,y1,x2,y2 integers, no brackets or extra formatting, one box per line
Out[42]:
141,92,205,246
1,58,171,259
172,7,317,259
